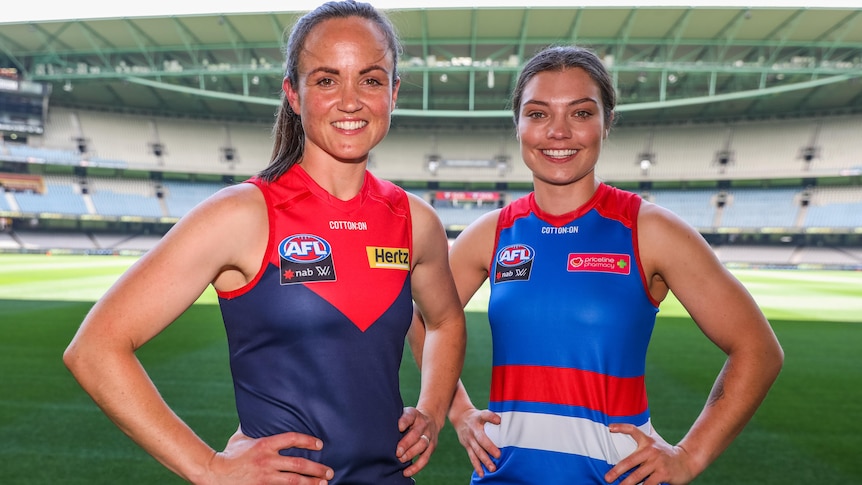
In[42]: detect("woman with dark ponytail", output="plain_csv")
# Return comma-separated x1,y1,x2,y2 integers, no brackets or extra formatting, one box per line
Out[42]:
260,0,401,183
64,2,466,484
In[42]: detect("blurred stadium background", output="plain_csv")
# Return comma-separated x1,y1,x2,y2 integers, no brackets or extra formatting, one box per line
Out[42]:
2,4,862,484
1,4,861,268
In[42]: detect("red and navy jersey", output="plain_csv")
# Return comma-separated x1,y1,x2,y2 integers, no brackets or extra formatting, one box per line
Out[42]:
476,183,660,484
217,165,415,484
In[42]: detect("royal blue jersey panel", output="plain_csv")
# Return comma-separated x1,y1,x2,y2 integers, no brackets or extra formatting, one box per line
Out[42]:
489,206,656,378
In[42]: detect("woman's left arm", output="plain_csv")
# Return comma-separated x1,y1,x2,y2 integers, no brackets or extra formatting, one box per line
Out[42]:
607,202,784,485
396,193,467,478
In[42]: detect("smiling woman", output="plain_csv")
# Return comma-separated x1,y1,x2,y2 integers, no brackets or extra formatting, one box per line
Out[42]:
60,2,466,484
407,44,784,485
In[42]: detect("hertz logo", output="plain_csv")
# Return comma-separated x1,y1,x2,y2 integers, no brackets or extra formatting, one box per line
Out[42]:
367,247,410,270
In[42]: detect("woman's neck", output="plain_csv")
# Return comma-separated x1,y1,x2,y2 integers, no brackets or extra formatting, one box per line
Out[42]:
532,177,600,216
299,156,368,201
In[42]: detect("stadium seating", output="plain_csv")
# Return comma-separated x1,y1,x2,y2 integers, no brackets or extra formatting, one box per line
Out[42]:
0,162,856,234
0,187,10,211
719,188,801,229
647,189,718,230
0,106,858,267
803,187,862,228
21,106,861,183
160,180,225,218
12,179,89,215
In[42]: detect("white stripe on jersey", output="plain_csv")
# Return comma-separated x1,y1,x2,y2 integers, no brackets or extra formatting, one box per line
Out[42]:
484,411,652,465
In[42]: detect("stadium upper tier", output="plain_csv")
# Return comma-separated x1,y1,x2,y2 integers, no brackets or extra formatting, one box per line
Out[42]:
1,107,860,183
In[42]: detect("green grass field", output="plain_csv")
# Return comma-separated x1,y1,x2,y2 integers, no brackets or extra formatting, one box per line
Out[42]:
1,253,861,484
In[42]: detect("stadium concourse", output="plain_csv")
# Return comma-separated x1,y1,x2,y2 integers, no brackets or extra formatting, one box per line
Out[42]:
0,4,861,269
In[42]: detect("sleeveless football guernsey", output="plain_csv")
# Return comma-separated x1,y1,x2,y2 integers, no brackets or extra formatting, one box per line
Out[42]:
217,165,415,484
475,183,660,484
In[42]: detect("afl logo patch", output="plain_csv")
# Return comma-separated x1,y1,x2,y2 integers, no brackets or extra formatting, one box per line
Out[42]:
497,244,534,267
279,234,331,263
494,244,534,283
278,234,337,285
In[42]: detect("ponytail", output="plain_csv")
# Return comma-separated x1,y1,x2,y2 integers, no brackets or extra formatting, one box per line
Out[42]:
258,96,304,183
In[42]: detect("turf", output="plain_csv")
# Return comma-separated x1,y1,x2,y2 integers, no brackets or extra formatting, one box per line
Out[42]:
1,254,861,483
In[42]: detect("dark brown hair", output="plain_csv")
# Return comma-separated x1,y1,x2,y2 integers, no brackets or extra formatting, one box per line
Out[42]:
258,0,401,182
511,45,616,129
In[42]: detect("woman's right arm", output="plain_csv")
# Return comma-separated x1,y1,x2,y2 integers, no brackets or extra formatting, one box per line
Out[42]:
63,184,333,484
406,208,502,477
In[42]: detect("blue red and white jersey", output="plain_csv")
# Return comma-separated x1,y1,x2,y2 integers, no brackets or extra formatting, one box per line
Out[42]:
217,165,415,484
476,183,660,484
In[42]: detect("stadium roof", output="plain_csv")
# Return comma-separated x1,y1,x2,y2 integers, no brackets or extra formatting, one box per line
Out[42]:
2,3,861,128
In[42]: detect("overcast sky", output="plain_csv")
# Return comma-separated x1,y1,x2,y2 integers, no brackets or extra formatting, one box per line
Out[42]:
1,1,854,24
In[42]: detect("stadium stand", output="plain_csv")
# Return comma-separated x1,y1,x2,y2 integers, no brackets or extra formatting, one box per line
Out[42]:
434,206,496,228
719,188,801,229
713,245,801,266
804,187,862,229
14,230,97,250
8,230,163,253
598,116,862,181
73,110,154,167
646,189,718,230
160,180,226,218
0,231,18,249
12,176,89,215
4,143,81,165
94,233,163,252
793,246,862,266
25,107,862,183
87,177,164,218
1,107,860,268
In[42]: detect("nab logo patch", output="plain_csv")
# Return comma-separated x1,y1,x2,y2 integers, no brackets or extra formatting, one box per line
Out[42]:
494,244,534,283
278,234,337,285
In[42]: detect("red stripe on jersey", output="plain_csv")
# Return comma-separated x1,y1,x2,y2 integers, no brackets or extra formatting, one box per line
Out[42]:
490,364,648,418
